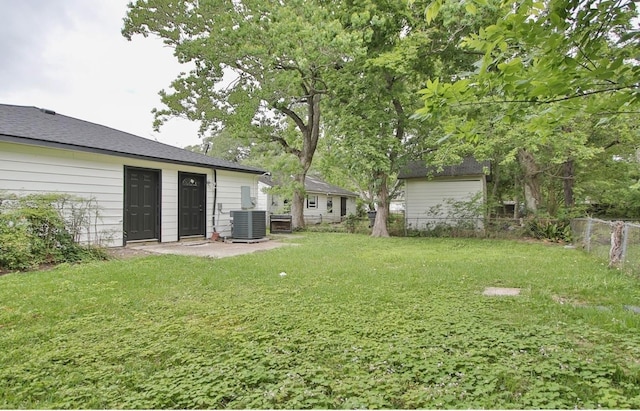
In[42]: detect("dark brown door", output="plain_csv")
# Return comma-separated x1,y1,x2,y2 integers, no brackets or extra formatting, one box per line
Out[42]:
341,197,348,217
179,172,206,237
125,167,159,241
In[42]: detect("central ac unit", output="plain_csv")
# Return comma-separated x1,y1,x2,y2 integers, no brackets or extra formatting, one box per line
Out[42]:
231,210,266,239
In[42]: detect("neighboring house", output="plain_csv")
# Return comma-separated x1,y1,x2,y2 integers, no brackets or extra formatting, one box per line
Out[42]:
257,175,358,223
0,104,267,246
398,157,489,230
390,191,405,213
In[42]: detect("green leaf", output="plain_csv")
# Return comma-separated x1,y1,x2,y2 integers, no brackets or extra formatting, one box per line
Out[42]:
465,2,477,15
425,0,442,24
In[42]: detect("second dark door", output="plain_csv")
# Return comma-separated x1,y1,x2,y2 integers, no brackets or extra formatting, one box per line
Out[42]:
340,197,348,217
179,172,206,237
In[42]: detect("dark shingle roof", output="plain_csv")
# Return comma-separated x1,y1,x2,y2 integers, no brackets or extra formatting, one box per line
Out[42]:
259,175,358,197
398,157,489,179
305,175,358,197
0,104,265,174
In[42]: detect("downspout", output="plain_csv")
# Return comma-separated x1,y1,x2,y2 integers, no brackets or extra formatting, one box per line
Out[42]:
212,168,218,236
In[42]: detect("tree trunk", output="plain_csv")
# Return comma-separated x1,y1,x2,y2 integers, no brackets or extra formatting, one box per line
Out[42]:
290,173,306,229
609,221,624,268
513,178,520,219
371,171,390,237
518,149,542,214
289,92,322,229
370,92,402,238
523,181,540,214
563,159,575,208
491,160,500,200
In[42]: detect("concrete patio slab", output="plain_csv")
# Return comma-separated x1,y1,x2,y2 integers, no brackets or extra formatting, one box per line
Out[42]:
125,238,292,259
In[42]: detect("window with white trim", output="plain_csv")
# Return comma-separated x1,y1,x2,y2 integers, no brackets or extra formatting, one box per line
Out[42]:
306,195,318,209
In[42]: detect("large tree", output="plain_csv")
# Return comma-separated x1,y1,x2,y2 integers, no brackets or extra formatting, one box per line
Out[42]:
184,129,251,162
323,0,499,236
415,0,640,216
122,0,363,229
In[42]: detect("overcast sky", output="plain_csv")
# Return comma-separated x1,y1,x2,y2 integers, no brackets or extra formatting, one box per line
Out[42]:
0,0,202,148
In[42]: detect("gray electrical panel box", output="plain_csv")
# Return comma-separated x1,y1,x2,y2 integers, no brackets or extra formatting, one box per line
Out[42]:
241,186,254,209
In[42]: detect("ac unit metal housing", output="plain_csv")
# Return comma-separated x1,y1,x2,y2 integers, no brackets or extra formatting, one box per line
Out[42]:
231,210,266,240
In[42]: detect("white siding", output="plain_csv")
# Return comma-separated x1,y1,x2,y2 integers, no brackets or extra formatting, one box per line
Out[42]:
302,193,337,223
303,193,323,223
257,181,271,212
322,195,340,223
405,177,485,230
156,167,214,243
263,192,288,215
305,193,357,224
0,141,124,246
161,170,179,242
344,196,357,217
0,141,258,246
214,170,263,238
77,156,215,244
250,182,359,224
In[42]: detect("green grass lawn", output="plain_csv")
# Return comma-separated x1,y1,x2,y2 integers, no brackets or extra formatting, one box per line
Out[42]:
1,233,640,409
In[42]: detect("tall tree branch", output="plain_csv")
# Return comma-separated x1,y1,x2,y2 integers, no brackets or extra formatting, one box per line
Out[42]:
269,134,301,157
273,103,308,134
452,84,638,107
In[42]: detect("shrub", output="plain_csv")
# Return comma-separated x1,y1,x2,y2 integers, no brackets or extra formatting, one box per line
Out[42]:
0,213,34,270
387,213,406,236
0,193,108,271
525,217,572,243
404,194,486,238
303,222,347,233
344,214,359,233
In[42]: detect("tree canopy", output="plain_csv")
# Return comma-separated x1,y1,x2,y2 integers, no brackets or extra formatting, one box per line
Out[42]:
123,0,365,228
415,0,640,216
418,0,639,135
320,0,502,236
124,0,640,233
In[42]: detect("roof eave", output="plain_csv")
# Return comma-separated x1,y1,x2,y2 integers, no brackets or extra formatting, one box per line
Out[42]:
306,189,357,197
0,134,266,174
399,173,486,180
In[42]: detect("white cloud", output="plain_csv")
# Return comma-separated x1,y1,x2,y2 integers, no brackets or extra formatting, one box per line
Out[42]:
0,0,203,148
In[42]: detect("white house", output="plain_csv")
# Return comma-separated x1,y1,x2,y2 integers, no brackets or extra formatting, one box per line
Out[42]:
0,104,267,246
398,157,489,230
258,175,358,224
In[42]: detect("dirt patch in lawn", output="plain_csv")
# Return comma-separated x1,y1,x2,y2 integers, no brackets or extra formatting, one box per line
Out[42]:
106,247,155,260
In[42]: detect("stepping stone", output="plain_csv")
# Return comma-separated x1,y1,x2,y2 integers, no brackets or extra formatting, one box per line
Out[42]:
624,305,640,314
483,287,521,296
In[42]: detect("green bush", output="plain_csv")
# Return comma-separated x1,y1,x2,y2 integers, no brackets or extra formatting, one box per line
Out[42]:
0,193,108,271
525,217,572,243
404,195,486,238
0,214,34,270
344,214,359,233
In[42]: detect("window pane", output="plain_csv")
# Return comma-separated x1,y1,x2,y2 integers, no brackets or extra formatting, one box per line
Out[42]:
307,195,317,208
